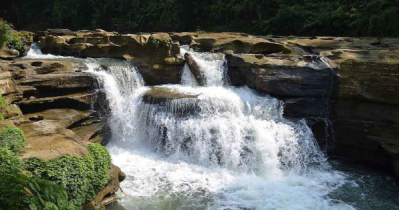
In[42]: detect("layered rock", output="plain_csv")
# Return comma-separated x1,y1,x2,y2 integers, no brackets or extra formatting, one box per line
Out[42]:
170,32,290,54
35,29,185,85
0,57,121,209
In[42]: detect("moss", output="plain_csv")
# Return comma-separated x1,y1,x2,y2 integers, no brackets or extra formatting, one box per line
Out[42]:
0,126,26,154
23,143,112,207
0,147,22,173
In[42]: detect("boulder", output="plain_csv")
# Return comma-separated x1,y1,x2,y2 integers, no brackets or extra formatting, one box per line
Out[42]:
0,49,19,60
142,87,199,104
226,53,333,97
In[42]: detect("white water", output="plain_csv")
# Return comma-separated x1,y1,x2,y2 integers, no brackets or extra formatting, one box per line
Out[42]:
25,45,357,210
24,43,77,59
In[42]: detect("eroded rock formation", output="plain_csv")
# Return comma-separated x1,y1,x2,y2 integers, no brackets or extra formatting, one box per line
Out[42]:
0,58,122,209
34,29,185,85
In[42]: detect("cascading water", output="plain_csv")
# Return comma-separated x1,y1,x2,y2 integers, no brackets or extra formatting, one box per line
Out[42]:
85,47,355,210
23,45,399,210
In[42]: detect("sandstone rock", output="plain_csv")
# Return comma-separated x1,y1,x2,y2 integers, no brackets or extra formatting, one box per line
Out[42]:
226,53,333,97
171,32,289,54
20,109,93,160
71,122,104,142
1,104,23,119
0,119,16,131
34,30,185,85
0,49,19,60
17,92,97,113
142,87,199,104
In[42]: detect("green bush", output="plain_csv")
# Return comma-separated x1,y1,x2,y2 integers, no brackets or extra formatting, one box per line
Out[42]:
24,143,112,207
0,19,13,48
87,143,112,192
0,127,26,154
6,34,27,56
0,147,22,173
0,19,26,55
0,171,76,210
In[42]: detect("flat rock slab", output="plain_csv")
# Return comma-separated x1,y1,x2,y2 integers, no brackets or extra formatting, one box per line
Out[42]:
20,109,94,160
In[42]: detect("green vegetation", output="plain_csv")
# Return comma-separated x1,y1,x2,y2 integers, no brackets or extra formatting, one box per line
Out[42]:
0,126,75,210
0,172,76,210
0,147,22,173
0,18,27,55
1,0,398,37
24,143,112,207
0,127,26,154
0,94,6,120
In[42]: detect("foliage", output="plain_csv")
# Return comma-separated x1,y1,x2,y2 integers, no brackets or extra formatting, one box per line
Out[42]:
0,18,27,55
0,94,7,121
1,0,399,37
0,126,26,154
0,18,13,48
150,36,161,49
0,147,22,173
0,171,76,210
87,143,112,192
6,34,27,55
23,143,112,207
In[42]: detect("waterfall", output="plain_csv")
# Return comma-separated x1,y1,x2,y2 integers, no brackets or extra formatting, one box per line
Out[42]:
24,45,356,210
88,48,355,210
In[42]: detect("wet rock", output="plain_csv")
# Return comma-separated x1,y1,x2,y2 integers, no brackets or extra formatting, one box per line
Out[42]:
184,53,205,86
142,87,199,104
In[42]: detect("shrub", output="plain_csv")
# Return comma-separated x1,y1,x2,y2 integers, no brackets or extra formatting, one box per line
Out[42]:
87,143,112,192
0,19,26,55
6,34,27,56
0,147,22,173
23,143,112,207
0,19,13,48
0,126,26,154
0,171,76,210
